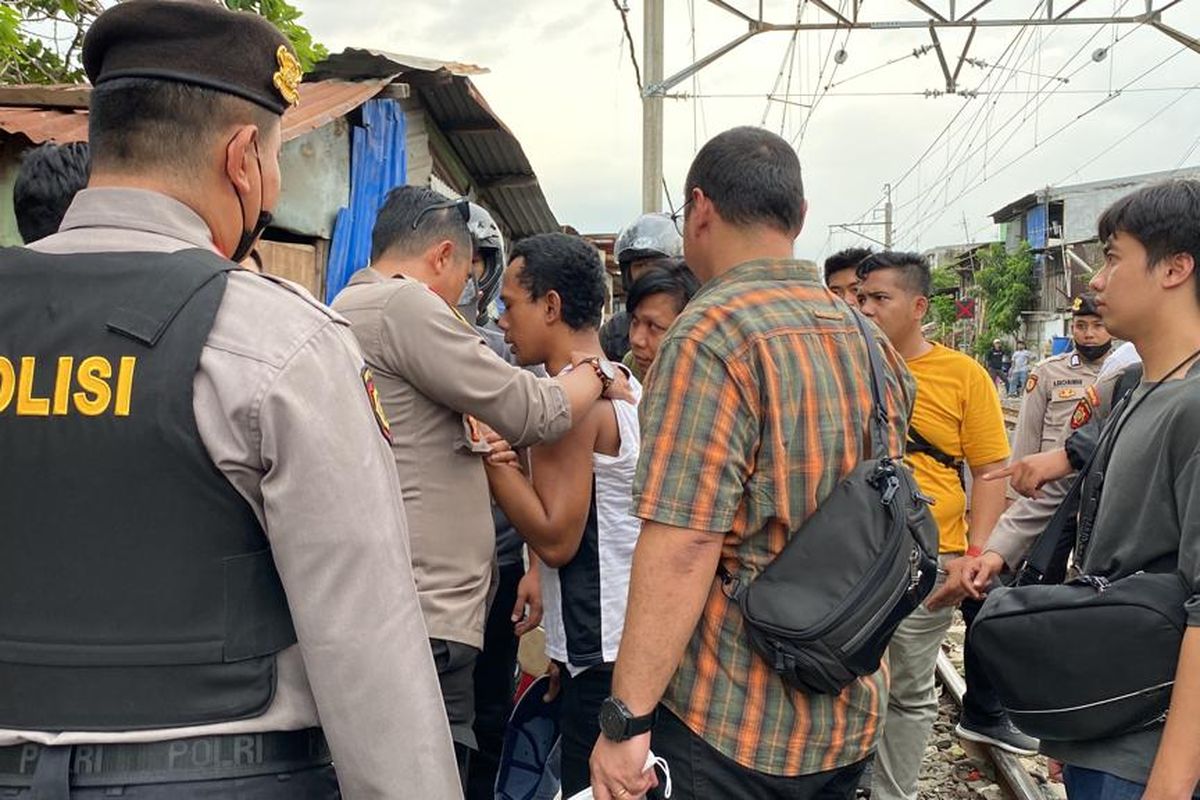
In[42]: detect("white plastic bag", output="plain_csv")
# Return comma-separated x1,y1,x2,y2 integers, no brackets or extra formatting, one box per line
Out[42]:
565,751,672,799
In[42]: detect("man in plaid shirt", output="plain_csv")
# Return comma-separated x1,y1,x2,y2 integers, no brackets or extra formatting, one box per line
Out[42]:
589,126,914,800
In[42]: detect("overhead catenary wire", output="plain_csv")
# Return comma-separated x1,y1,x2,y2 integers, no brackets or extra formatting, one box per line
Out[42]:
890,0,1152,244
900,44,1191,243
887,6,1050,236
1055,83,1200,185
900,0,1156,223
825,46,933,91
894,0,1147,245
1176,131,1200,169
850,5,1048,235
611,0,644,93
793,1,854,149
678,86,1199,100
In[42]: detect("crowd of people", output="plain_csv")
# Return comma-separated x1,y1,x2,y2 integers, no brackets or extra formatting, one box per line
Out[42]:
2,3,1200,800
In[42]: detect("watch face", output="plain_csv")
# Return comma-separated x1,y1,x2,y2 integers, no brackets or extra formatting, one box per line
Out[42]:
599,698,628,740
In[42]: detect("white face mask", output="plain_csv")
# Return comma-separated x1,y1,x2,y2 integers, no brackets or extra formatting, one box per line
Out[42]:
566,752,673,800
456,276,480,323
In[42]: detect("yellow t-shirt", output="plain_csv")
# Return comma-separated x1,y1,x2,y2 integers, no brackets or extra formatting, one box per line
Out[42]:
905,344,1011,554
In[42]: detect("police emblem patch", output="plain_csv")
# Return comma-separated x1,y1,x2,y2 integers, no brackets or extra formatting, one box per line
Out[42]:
273,45,302,108
361,367,392,444
1071,398,1092,430
1025,374,1039,394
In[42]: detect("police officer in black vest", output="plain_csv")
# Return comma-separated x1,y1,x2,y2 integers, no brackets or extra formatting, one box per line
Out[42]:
0,2,461,798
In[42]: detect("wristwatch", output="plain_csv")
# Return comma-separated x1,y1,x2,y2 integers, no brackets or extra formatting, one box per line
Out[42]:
579,356,617,398
599,697,657,742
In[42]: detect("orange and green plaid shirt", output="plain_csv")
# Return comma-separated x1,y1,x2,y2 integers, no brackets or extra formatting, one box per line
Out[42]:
634,258,915,776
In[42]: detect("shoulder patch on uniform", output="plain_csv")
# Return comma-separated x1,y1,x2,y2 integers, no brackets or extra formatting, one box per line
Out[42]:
1025,374,1039,394
1070,398,1092,430
361,367,392,444
1085,384,1100,409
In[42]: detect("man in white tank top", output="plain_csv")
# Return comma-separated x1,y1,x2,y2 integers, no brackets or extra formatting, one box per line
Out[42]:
485,232,643,797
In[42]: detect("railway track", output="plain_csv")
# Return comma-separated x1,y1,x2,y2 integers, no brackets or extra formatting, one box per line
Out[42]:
935,652,1045,800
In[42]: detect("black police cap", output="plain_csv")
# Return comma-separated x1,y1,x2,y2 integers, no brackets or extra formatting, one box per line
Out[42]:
82,0,302,116
1072,294,1100,317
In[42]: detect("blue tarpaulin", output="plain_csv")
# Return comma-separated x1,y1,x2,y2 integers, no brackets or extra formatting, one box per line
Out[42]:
1025,203,1049,250
324,99,407,303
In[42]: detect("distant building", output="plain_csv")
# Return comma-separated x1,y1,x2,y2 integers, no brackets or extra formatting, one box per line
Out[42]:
991,167,1200,351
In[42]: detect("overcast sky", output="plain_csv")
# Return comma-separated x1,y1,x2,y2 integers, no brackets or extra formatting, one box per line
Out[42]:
291,0,1200,259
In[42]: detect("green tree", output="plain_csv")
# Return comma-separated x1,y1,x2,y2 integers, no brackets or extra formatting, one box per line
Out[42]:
925,265,960,343
972,242,1036,358
223,0,327,71
0,0,327,85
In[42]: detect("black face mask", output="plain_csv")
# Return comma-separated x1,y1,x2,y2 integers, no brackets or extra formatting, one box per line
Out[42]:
1075,340,1113,362
230,141,272,264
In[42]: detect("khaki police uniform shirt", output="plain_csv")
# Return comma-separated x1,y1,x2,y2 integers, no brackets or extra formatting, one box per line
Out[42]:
1007,349,1108,504
987,365,1126,568
333,269,571,649
1,189,462,800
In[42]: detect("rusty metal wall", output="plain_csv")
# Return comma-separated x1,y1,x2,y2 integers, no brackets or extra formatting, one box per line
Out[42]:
0,142,23,246
273,118,352,240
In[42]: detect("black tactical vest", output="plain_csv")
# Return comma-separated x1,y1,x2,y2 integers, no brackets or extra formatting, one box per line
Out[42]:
0,247,296,731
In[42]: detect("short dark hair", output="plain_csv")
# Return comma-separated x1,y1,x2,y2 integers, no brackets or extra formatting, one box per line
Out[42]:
89,78,277,176
509,233,607,331
1098,180,1200,295
371,185,472,263
824,246,873,283
626,259,700,317
684,126,805,234
856,250,932,297
13,142,91,243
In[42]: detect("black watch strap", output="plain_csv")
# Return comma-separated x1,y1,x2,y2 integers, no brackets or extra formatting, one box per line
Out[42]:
600,697,657,742
626,707,657,737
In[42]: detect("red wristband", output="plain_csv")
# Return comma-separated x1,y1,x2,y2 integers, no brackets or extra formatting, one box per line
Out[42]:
966,545,983,558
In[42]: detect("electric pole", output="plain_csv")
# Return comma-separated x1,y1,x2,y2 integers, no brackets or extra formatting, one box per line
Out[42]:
642,0,665,213
884,183,893,249
828,184,895,250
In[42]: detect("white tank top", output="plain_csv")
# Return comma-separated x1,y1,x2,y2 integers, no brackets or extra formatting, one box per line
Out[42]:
541,368,642,675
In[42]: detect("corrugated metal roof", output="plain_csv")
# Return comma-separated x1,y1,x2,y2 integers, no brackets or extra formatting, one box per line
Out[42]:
311,49,488,80
313,51,558,239
0,106,88,144
991,166,1200,222
0,54,559,239
0,80,387,145
417,78,557,238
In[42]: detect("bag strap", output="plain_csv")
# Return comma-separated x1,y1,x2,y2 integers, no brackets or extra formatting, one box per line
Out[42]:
906,427,962,471
848,309,893,461
718,310,894,597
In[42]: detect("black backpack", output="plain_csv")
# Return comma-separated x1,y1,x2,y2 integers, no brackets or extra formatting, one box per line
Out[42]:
721,311,940,695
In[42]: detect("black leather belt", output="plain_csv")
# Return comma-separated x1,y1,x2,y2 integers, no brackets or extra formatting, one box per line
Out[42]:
0,728,330,787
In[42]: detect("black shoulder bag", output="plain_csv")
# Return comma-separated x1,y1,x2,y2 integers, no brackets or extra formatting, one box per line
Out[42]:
721,311,940,695
971,349,1200,742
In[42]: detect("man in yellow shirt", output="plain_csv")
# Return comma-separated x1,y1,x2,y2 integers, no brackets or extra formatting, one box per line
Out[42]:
857,251,1021,800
